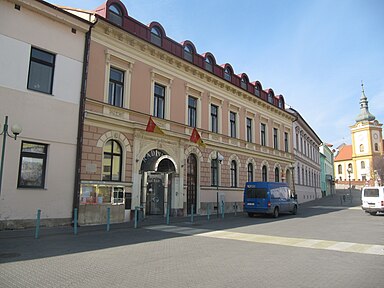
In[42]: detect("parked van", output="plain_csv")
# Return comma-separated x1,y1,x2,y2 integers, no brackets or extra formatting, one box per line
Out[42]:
243,182,298,218
361,186,384,216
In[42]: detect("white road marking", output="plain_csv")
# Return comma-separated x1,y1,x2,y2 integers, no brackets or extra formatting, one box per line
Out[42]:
146,225,384,256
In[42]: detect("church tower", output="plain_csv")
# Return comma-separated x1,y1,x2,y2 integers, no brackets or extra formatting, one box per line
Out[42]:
350,83,383,183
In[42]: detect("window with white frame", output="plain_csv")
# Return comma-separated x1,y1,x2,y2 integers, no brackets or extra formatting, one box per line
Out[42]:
261,123,266,146
211,104,218,133
188,96,197,127
154,83,166,118
102,140,122,182
108,67,124,107
230,160,237,187
273,128,279,149
246,117,252,143
230,111,237,138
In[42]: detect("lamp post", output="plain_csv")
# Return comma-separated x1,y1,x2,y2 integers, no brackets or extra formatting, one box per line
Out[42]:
0,116,22,194
347,167,352,202
289,164,296,199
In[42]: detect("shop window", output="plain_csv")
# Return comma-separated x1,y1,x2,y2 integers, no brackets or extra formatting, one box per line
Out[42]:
18,141,48,188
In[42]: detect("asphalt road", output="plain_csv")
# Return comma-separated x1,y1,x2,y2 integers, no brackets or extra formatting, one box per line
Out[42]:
1,190,383,288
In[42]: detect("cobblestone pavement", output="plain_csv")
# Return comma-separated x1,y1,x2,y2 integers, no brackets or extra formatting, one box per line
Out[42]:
1,188,383,288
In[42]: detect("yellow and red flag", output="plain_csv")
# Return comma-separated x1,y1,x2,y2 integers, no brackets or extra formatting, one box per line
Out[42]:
146,116,164,134
190,128,206,148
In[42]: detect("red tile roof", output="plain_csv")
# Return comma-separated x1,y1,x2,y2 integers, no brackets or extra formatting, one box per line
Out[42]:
334,144,352,161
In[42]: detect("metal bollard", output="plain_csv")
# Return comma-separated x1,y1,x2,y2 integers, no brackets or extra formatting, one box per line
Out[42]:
134,206,139,229
166,206,170,225
191,204,194,223
221,201,225,219
106,207,110,232
74,208,78,235
35,209,41,239
207,204,210,221
234,202,237,216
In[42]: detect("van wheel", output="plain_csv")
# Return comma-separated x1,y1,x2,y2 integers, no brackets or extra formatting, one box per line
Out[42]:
369,212,377,216
273,207,279,218
248,212,255,217
292,205,298,215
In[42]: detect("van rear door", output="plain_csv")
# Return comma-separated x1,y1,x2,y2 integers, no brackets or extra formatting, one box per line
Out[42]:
245,187,268,210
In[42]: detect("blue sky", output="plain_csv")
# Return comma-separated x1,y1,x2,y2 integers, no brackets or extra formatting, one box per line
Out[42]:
53,0,384,147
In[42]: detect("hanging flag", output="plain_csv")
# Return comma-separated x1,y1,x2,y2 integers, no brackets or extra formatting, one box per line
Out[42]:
146,116,164,134
190,127,206,148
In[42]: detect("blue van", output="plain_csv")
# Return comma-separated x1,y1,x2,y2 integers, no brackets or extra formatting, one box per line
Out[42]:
244,182,298,218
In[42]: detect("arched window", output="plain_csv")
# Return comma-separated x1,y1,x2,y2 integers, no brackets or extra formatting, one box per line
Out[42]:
224,66,232,81
275,167,280,182
375,143,379,151
183,45,193,62
359,144,364,152
262,165,268,182
108,4,123,26
361,161,365,169
268,93,273,104
205,56,213,72
278,98,283,108
338,164,342,174
230,160,237,187
102,140,122,181
151,27,162,46
247,163,253,182
348,163,353,172
211,159,218,187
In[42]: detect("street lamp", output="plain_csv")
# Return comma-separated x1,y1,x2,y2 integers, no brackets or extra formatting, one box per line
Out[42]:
289,164,296,200
347,167,352,202
0,116,22,194
213,151,224,218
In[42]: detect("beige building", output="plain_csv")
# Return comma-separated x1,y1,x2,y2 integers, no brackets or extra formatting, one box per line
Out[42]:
334,85,383,186
0,0,90,228
66,0,296,224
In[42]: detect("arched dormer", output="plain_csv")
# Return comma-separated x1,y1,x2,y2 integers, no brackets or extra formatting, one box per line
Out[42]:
239,73,249,90
252,81,262,97
181,40,196,63
277,95,285,109
266,88,275,104
106,0,128,26
149,22,166,47
202,52,216,72
222,63,234,82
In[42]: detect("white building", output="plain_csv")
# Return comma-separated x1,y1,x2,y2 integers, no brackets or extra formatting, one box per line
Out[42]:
0,0,90,229
287,107,322,203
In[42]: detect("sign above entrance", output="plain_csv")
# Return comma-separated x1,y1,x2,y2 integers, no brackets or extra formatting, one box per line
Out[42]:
140,149,178,173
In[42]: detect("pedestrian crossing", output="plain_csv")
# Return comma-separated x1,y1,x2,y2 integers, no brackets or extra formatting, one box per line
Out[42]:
146,225,384,256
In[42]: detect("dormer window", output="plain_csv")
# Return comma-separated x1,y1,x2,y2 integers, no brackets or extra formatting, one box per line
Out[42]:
241,77,247,90
205,56,213,72
278,98,283,108
224,67,232,81
108,4,123,26
183,45,193,62
254,85,260,97
268,93,273,104
151,27,162,46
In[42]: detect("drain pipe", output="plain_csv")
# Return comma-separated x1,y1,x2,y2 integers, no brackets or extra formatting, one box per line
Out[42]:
72,22,95,224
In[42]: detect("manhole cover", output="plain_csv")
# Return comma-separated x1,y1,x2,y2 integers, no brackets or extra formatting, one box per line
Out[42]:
0,253,21,259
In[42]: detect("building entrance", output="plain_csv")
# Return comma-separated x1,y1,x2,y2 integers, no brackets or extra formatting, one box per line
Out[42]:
147,177,164,215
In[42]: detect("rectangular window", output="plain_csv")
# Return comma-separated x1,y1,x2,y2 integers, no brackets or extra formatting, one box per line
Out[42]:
284,132,289,152
230,111,237,138
188,96,197,128
108,67,124,107
261,123,266,146
154,83,165,118
18,141,48,188
246,117,252,143
273,128,278,149
27,47,55,94
211,104,218,133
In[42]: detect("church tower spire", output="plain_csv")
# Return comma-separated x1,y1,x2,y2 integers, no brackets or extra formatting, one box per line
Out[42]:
355,82,375,122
